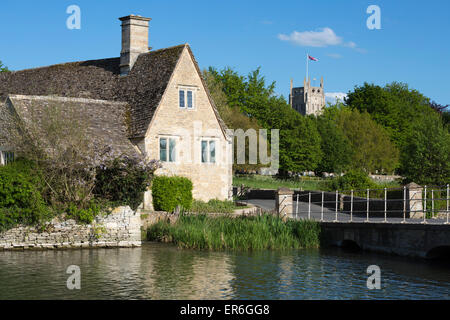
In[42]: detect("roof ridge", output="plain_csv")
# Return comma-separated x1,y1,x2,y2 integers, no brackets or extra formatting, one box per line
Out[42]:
7,94,127,105
142,43,187,55
5,57,120,74
6,45,187,74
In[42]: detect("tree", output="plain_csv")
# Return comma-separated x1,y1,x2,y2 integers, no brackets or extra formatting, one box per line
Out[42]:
0,60,9,72
429,101,450,127
203,69,263,172
208,66,322,174
401,112,450,186
315,115,353,174
345,82,433,149
334,108,399,174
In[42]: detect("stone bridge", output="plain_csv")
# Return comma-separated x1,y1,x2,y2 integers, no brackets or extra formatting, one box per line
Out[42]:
320,222,450,259
237,187,450,259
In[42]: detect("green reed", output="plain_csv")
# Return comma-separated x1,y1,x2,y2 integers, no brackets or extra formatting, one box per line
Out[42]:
147,213,321,251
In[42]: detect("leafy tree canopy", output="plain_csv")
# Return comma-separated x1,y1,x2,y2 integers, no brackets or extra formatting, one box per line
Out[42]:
345,82,434,148
314,115,353,174
401,112,450,186
328,106,399,174
207,66,322,173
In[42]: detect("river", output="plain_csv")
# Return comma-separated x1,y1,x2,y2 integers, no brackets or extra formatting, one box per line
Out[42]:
0,242,448,299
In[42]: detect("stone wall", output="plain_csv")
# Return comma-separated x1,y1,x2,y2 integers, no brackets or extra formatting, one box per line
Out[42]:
0,206,141,251
144,47,232,203
321,222,450,259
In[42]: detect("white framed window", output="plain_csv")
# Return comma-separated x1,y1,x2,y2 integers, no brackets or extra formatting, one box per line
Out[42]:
178,86,196,109
1,151,14,165
159,137,177,163
201,140,216,164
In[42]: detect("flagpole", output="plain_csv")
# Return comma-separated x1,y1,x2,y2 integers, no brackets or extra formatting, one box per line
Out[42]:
306,53,309,81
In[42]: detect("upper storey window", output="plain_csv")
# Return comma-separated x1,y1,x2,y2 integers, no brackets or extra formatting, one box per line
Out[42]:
179,86,197,109
179,90,185,108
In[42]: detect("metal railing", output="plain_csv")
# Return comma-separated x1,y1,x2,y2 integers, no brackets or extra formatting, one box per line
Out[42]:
293,184,450,224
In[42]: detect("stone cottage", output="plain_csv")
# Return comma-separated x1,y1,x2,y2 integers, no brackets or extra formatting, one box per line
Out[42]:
0,15,233,206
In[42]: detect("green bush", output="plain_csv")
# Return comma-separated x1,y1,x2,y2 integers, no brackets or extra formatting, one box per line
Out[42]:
327,170,377,192
66,201,101,224
94,157,160,210
3,158,45,192
152,176,193,212
0,162,50,231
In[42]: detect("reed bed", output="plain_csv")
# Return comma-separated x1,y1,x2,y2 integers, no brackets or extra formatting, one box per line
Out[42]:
147,213,320,251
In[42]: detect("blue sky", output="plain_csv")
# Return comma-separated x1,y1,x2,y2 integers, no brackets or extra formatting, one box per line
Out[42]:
1,0,449,104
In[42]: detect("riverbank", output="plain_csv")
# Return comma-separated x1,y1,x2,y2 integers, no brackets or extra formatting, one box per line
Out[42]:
146,214,320,250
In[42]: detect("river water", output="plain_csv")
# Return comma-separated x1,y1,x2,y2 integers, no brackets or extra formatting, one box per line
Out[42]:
0,242,448,300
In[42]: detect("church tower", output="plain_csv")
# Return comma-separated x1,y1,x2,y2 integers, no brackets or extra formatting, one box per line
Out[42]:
289,77,325,116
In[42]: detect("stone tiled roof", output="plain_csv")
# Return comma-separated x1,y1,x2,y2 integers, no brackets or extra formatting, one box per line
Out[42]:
118,44,186,137
0,44,228,139
3,95,140,159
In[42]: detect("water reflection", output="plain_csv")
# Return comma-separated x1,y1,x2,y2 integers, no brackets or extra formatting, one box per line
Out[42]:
0,243,448,300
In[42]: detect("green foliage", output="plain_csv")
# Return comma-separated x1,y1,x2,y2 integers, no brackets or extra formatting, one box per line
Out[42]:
147,213,320,250
203,69,264,172
94,157,159,210
0,161,50,231
331,107,399,173
233,174,328,191
0,60,9,72
345,82,433,148
2,158,45,192
401,113,450,186
315,116,352,174
207,67,322,173
190,199,240,214
152,176,193,212
344,82,449,183
66,201,101,224
327,170,377,192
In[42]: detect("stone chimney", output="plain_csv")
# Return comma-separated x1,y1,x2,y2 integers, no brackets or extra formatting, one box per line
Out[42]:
119,15,151,76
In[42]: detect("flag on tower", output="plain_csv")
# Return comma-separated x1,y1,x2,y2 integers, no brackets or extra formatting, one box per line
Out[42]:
308,55,319,62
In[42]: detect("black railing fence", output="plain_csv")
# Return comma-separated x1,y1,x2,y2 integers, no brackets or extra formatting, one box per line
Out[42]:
292,185,450,224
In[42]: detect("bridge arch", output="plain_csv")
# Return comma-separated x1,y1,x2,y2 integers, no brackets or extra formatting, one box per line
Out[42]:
425,246,450,260
340,239,361,251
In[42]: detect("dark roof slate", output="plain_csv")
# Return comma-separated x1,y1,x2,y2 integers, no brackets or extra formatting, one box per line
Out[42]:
0,44,227,139
4,95,140,160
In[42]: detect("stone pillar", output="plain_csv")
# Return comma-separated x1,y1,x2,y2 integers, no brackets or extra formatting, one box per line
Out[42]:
406,183,423,219
143,188,154,211
276,188,294,219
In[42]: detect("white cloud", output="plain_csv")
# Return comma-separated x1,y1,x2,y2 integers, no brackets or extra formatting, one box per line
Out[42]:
278,28,342,47
344,41,357,48
325,92,347,104
326,53,342,59
278,28,366,53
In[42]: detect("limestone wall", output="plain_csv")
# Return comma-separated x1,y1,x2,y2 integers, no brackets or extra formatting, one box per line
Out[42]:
144,47,232,202
0,206,141,251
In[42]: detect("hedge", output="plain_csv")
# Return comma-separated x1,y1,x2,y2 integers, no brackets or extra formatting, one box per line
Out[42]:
152,176,193,212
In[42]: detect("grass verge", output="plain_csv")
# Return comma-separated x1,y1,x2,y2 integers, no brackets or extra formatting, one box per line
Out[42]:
233,174,401,194
233,175,327,191
189,199,245,214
